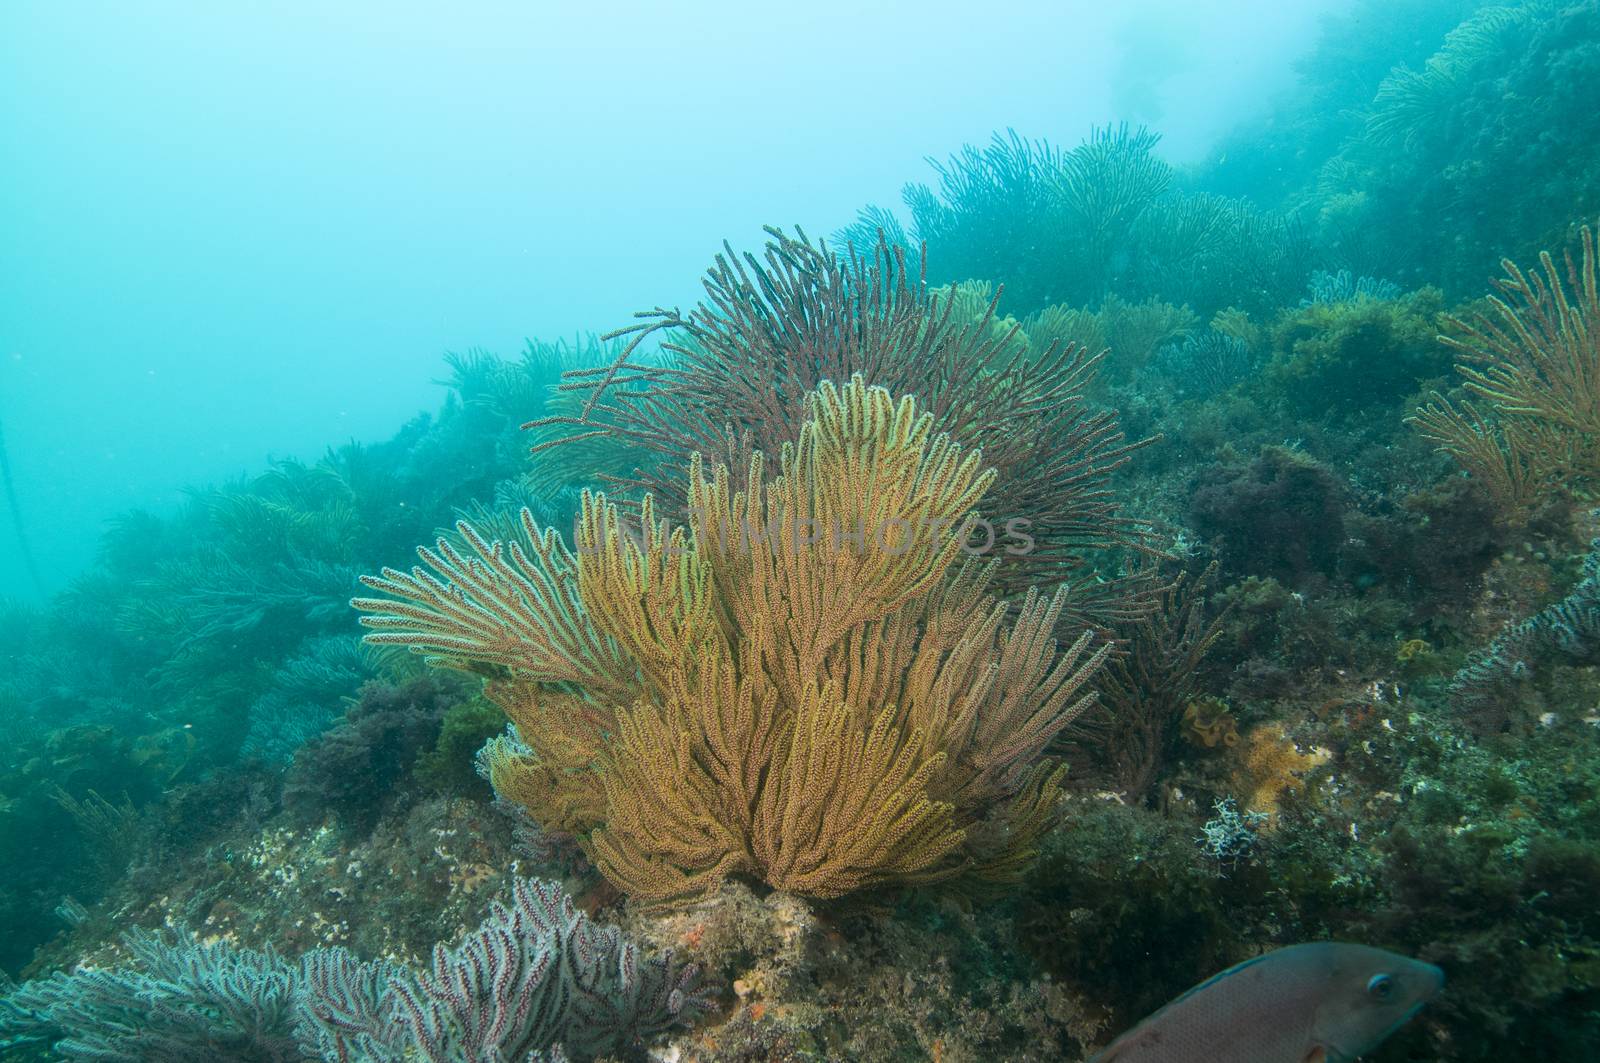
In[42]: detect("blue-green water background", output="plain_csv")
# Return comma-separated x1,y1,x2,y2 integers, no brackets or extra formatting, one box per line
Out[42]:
5,1,1600,1058
0,0,1327,597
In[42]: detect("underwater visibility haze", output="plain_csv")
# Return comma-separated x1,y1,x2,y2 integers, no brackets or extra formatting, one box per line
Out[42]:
2,0,1600,1059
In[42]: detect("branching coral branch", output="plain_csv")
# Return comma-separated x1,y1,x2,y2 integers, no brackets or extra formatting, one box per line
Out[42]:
1448,535,1600,732
358,378,1108,902
528,227,1155,604
353,513,639,703
1407,394,1575,523
1445,219,1600,436
1068,563,1229,797
1411,217,1600,521
1,877,700,1062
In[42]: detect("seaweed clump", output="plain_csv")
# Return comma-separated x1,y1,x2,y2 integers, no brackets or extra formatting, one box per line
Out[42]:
1260,286,1448,420
283,676,467,832
1189,446,1347,588
1016,799,1249,1030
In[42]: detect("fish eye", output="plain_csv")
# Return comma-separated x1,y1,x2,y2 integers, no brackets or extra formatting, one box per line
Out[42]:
1367,974,1395,1000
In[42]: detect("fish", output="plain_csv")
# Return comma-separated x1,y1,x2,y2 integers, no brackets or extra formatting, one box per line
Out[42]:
1090,942,1444,1063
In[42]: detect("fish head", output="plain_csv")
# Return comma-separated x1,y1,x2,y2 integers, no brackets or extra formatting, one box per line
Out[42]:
1309,943,1444,1061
